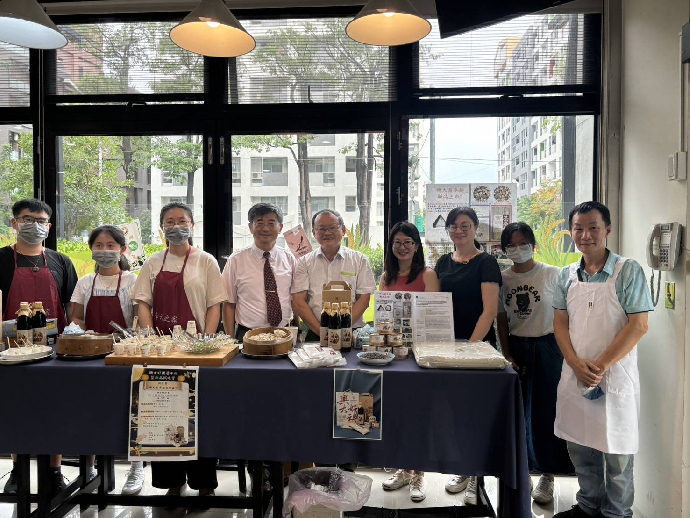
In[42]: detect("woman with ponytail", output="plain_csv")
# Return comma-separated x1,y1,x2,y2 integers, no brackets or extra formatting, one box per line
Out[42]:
70,225,137,332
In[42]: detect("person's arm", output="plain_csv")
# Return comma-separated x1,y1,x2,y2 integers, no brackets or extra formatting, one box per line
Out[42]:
204,303,221,334
137,301,154,330
222,302,236,336
593,313,649,372
352,293,371,324
423,269,440,292
292,291,320,334
469,282,499,342
496,312,518,370
70,303,85,329
61,257,78,323
554,309,603,387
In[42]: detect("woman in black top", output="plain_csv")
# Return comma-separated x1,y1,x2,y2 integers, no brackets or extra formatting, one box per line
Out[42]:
435,207,502,505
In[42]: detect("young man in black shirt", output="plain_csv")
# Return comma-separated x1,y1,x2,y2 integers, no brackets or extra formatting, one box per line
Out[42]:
2,199,78,496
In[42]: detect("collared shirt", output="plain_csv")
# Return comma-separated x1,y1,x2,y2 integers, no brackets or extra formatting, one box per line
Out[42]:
222,243,296,328
291,245,376,328
553,249,654,314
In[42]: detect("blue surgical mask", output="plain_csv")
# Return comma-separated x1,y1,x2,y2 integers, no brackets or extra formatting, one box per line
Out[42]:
507,244,533,264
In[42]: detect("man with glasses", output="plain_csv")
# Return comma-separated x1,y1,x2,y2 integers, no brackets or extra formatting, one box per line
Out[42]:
222,203,296,340
0,199,78,496
292,209,375,342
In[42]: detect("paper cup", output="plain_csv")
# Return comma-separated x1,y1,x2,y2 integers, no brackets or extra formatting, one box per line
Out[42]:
113,344,125,355
287,326,299,346
141,344,151,356
156,343,167,356
126,344,137,356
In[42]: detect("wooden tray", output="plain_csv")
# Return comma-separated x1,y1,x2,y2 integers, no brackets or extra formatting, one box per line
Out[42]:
105,344,240,367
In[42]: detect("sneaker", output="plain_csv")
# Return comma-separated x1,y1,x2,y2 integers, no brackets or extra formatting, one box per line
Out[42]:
554,505,604,518
382,470,411,491
166,485,184,497
121,467,145,495
409,473,426,502
50,469,68,497
532,474,554,505
463,476,477,506
3,467,17,494
88,467,98,481
445,475,470,494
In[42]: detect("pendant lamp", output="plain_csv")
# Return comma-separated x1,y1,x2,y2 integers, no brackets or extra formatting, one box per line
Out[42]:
0,0,67,49
170,0,255,58
346,0,431,46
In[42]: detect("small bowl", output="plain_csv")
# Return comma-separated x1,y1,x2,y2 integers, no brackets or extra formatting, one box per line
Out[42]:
357,351,395,366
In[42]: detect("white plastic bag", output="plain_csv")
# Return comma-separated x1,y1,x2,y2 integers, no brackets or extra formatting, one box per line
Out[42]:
282,468,372,516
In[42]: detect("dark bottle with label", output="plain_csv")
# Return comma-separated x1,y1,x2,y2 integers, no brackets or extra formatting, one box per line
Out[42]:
16,302,33,345
340,302,352,352
31,301,48,346
329,302,342,350
320,301,331,347
357,403,364,425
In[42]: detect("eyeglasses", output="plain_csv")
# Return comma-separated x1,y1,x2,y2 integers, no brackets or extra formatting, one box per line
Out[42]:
252,221,279,229
505,244,530,252
392,240,416,249
163,220,192,228
17,216,50,225
315,225,342,235
447,223,473,233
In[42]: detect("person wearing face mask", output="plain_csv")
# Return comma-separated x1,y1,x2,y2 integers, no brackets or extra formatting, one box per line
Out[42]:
132,202,226,499
0,199,78,496
496,222,573,506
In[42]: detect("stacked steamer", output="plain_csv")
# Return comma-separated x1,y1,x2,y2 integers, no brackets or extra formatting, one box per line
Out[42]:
243,327,293,357
56,333,113,357
368,320,408,359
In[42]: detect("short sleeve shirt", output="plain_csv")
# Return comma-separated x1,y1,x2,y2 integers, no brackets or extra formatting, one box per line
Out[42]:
553,250,654,314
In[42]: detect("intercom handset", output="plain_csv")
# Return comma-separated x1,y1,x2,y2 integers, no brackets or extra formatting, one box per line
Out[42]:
647,223,682,271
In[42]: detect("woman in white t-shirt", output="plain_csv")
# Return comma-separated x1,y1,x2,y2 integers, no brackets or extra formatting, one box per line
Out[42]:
132,202,226,499
496,222,573,506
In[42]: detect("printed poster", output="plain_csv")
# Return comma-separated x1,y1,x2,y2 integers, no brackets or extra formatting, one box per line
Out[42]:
118,220,146,271
283,224,313,258
128,365,198,461
333,369,382,440
374,291,414,345
374,291,454,344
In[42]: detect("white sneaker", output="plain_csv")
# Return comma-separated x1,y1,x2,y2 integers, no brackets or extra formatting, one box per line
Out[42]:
382,469,411,490
445,474,470,494
409,473,426,502
463,476,477,505
121,467,145,495
531,474,554,505
88,467,98,481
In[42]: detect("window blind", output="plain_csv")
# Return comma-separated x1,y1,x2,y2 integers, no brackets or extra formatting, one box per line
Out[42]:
0,42,30,107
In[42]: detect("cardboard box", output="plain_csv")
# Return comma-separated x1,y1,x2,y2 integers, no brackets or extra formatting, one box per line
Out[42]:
293,505,342,518
322,281,352,306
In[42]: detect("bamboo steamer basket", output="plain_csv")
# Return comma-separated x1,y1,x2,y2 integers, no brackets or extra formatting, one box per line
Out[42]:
243,327,293,356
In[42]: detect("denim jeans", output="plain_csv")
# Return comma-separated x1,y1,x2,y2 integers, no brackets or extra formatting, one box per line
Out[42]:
567,441,634,517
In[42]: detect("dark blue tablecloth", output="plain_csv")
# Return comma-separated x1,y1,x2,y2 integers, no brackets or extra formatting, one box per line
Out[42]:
0,353,530,517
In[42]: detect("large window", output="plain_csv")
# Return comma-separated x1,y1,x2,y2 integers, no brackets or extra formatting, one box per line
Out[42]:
0,43,30,106
55,134,204,276
0,124,34,236
409,116,594,268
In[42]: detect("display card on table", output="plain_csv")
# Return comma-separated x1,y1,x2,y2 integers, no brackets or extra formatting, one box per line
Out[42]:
333,369,382,440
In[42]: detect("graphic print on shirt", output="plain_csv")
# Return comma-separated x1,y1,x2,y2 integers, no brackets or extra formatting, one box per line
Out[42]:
504,284,541,321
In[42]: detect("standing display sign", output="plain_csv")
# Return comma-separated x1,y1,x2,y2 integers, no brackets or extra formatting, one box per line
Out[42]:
118,220,147,271
333,369,382,440
374,291,454,344
128,365,199,461
425,183,517,267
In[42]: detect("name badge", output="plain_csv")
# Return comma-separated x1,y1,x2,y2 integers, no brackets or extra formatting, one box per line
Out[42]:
341,271,356,277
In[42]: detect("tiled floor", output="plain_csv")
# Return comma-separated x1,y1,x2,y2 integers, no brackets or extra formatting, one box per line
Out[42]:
0,459,581,517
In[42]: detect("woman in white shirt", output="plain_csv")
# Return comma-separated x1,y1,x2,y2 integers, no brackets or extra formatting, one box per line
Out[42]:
132,202,226,498
496,222,573,506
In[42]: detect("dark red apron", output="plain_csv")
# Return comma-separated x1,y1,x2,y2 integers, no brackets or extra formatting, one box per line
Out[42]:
152,248,200,335
3,247,68,333
84,271,127,334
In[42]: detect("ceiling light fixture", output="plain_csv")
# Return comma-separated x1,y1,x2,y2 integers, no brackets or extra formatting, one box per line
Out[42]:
170,0,255,58
346,0,431,47
0,0,67,49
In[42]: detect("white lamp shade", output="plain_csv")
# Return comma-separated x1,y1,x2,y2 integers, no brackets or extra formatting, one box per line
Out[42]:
170,0,255,58
0,0,67,49
346,0,431,46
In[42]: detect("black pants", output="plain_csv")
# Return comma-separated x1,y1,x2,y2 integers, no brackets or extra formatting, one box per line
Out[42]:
305,329,320,343
151,458,218,490
236,324,251,341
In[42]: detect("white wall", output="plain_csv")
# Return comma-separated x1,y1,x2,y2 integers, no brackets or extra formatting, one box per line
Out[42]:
619,0,689,515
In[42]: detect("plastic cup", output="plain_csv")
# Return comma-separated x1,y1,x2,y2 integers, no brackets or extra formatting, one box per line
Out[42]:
126,344,137,356
141,344,151,356
113,344,125,355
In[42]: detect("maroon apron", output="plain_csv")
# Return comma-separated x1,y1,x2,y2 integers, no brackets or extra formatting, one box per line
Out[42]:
152,248,200,335
84,271,127,334
3,247,68,333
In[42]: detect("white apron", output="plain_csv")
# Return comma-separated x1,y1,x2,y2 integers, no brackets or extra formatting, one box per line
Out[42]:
554,257,640,455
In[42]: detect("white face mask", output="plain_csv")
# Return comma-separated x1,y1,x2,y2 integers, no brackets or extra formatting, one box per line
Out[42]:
506,244,533,264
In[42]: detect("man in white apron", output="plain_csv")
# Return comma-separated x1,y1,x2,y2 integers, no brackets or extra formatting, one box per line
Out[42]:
551,202,653,518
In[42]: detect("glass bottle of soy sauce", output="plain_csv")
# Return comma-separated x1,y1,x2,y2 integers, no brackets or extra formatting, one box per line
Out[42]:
320,301,331,347
340,302,352,352
329,302,342,350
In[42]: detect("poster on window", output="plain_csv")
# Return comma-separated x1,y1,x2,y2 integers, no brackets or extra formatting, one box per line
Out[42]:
333,369,382,440
128,365,198,461
283,224,313,258
117,220,146,271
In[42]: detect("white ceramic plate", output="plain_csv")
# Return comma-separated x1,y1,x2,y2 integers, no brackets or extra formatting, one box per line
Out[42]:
0,351,53,365
357,352,395,366
0,345,53,360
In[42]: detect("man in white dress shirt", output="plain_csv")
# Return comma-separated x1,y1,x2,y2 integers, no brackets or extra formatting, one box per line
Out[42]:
292,209,376,342
222,203,296,340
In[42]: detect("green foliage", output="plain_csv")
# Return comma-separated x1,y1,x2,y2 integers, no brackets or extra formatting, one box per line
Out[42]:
0,132,34,233
138,210,152,244
516,179,563,229
533,216,581,268
344,225,384,280
151,135,202,186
